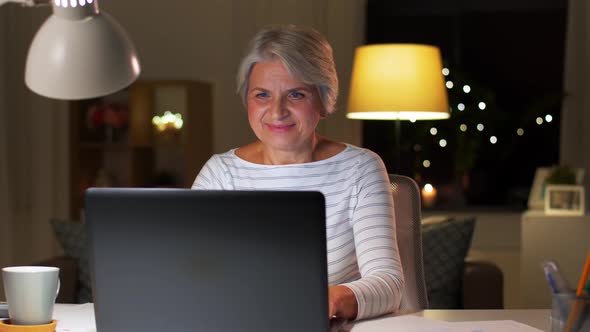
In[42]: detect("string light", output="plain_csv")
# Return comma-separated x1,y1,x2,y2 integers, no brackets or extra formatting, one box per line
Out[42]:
415,64,555,175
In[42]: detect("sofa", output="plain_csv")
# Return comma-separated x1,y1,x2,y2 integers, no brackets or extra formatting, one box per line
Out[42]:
39,256,503,308
42,217,504,308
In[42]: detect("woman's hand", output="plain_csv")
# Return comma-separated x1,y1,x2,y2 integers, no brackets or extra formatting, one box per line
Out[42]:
328,285,358,320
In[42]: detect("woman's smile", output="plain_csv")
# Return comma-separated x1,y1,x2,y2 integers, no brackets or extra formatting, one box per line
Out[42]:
266,123,296,133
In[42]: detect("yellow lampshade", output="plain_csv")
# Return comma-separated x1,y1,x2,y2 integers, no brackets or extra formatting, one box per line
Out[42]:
346,44,450,120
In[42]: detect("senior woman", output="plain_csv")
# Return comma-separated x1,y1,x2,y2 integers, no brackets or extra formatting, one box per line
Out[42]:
192,25,404,320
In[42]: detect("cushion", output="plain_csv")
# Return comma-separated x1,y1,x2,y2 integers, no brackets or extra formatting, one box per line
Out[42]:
422,217,475,309
50,219,92,303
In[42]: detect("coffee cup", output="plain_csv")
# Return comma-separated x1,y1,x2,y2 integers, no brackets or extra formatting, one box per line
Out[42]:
2,266,60,325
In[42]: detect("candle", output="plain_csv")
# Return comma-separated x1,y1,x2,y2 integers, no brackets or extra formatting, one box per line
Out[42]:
421,183,437,208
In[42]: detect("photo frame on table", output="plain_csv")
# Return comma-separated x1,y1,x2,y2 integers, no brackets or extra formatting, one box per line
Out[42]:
544,185,585,216
527,167,585,210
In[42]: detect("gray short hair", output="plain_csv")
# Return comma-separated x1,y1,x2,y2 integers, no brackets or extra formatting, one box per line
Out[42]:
236,25,339,116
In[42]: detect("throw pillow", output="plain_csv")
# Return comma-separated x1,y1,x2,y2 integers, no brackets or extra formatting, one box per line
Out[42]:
50,219,93,304
422,217,475,309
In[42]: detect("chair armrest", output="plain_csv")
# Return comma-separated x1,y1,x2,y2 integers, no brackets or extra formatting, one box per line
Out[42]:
34,256,78,304
462,260,504,309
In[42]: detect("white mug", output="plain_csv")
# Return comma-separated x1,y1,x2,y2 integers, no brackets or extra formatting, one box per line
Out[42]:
2,266,60,325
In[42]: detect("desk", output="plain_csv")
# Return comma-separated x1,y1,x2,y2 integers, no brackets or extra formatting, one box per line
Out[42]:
53,304,550,331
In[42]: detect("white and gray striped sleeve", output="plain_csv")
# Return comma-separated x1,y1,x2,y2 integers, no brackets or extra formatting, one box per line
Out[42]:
191,154,232,190
342,152,404,320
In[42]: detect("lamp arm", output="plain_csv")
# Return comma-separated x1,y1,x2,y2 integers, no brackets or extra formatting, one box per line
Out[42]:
0,0,50,7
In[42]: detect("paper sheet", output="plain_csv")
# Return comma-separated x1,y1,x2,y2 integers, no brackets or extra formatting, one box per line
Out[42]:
347,315,456,332
346,315,544,332
54,303,96,332
450,320,544,332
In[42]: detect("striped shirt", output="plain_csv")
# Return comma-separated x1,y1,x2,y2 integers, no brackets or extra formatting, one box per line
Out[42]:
191,144,404,319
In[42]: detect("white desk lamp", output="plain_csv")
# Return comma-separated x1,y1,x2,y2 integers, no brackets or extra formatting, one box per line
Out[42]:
0,0,140,100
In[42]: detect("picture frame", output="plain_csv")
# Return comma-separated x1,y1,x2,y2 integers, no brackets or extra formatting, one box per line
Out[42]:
528,167,585,210
544,185,585,216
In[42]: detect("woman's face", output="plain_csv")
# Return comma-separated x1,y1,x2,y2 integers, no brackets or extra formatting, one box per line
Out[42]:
246,60,324,154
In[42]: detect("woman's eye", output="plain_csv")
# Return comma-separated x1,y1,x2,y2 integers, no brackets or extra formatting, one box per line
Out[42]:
288,91,305,99
255,92,270,98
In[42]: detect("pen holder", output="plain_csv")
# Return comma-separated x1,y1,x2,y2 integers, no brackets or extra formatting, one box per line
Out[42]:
551,293,590,332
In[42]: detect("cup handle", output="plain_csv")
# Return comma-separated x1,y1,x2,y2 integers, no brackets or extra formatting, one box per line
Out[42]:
54,278,61,302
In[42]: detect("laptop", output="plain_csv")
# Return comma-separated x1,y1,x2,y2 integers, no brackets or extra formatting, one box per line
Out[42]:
85,188,329,332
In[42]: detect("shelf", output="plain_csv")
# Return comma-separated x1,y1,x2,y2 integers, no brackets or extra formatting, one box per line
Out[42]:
69,79,213,218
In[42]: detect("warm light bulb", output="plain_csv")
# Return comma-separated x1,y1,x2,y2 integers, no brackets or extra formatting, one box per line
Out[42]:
536,117,543,125
439,139,447,147
463,85,471,93
446,81,454,89
477,123,484,131
517,128,524,136
152,111,184,132
460,124,467,132
478,102,486,110
545,114,553,123
423,160,431,168
430,127,438,135
442,68,450,76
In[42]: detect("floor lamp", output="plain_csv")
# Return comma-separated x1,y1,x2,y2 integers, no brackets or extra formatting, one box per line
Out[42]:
346,44,450,174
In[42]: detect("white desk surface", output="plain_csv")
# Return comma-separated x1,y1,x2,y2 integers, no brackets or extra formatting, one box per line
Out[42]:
54,304,550,332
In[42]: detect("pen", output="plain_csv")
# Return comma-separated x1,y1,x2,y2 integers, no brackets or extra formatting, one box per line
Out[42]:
542,260,572,294
564,252,590,332
542,260,570,320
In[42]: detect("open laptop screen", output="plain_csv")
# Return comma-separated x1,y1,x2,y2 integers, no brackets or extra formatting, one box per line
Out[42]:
86,188,329,332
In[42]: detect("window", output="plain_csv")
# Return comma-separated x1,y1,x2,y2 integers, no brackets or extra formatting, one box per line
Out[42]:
364,0,567,208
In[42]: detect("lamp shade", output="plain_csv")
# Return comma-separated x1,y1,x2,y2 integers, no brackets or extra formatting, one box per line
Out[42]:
25,0,140,100
346,44,449,120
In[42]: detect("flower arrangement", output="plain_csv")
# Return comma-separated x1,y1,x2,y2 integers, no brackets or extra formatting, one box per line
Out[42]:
85,103,129,142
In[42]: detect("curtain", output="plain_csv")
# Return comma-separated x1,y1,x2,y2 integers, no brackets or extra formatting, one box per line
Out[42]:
561,0,590,213
0,5,67,277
